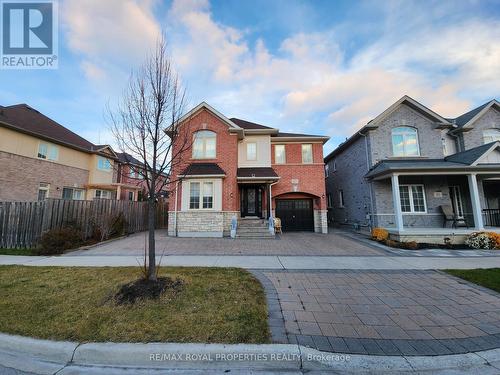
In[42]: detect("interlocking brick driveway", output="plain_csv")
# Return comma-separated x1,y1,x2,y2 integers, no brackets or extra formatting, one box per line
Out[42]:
71,230,382,256
255,270,500,355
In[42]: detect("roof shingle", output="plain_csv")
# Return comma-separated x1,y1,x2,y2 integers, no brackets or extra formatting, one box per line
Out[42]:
180,163,226,176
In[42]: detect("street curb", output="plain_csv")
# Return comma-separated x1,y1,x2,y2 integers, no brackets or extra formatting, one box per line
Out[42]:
1,333,500,373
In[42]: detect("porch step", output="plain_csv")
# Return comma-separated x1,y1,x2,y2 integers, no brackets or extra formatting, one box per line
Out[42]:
237,227,272,234
238,218,268,228
236,232,275,239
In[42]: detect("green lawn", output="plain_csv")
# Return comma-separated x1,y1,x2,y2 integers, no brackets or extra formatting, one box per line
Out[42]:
0,266,269,343
445,268,500,293
0,248,37,256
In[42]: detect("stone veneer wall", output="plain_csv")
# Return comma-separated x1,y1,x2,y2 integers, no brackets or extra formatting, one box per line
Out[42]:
168,211,240,237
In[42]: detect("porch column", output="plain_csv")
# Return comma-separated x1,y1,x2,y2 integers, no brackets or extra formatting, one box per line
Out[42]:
116,185,121,200
468,174,484,230
391,174,404,232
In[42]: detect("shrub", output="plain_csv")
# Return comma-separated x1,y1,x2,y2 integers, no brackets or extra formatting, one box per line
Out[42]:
384,239,399,248
401,241,419,250
485,232,500,250
465,232,498,250
371,227,389,242
37,227,83,255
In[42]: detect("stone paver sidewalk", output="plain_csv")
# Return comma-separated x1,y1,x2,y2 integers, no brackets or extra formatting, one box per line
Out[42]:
256,270,500,356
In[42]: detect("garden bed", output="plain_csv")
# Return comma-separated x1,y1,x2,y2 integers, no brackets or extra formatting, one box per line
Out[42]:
0,266,269,343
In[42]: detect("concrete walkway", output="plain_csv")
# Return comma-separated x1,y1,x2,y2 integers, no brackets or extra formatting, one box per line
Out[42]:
2,254,500,269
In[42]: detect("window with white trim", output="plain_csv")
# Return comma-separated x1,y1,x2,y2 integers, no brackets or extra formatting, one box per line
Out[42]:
62,187,85,200
399,185,426,213
483,129,500,144
246,142,257,160
325,164,329,177
275,144,286,164
37,142,58,161
189,181,214,209
193,130,216,159
327,193,333,208
97,157,112,171
338,190,344,208
95,189,112,199
392,127,420,156
38,183,49,200
302,144,313,163
128,191,134,201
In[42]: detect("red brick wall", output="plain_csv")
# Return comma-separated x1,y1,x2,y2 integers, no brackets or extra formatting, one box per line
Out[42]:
271,143,327,210
168,108,239,211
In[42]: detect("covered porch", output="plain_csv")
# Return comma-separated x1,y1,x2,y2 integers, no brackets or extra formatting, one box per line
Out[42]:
366,144,500,243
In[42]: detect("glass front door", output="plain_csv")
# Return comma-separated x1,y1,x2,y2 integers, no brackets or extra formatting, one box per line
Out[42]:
241,186,262,217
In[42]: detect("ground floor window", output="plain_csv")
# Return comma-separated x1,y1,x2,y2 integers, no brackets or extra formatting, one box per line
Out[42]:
38,183,50,201
128,191,134,201
338,190,344,207
62,187,85,200
399,184,426,213
95,189,113,199
189,181,213,209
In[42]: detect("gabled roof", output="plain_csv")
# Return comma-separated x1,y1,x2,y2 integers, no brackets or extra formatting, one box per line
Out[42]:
230,118,273,130
177,102,242,130
367,95,452,128
450,100,500,129
444,142,499,165
0,104,97,152
116,152,143,166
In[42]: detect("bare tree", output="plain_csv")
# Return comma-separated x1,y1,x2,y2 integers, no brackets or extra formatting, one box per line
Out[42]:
108,36,190,281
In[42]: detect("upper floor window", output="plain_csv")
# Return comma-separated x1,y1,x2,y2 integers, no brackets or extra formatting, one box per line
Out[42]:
97,156,112,171
325,164,329,177
392,127,419,156
38,142,58,161
193,130,216,159
483,129,500,144
275,144,286,164
246,142,257,160
302,144,313,164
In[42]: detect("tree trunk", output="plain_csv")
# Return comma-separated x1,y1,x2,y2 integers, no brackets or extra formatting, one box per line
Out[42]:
147,197,157,281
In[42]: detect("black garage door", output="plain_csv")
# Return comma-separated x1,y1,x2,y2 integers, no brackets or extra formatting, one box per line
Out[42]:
275,199,314,232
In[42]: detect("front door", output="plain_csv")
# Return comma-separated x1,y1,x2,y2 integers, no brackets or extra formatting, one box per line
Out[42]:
241,186,262,217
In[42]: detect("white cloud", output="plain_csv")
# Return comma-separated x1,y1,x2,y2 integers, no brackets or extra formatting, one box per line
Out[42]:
62,0,160,82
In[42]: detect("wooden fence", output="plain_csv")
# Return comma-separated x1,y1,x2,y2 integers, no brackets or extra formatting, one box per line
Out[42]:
0,199,168,249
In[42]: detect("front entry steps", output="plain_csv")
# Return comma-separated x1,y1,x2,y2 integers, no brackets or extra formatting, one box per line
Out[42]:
236,218,275,239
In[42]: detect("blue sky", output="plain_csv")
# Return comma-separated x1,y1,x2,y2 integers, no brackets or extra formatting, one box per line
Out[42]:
1,0,499,153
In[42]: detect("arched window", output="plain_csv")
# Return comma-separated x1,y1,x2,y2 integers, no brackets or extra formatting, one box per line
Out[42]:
192,130,216,159
483,129,500,144
392,127,419,156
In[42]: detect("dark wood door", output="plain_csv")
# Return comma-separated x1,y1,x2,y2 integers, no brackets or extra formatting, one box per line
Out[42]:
241,186,262,217
275,199,314,231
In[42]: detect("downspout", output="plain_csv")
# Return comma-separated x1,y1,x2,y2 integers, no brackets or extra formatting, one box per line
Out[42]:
358,131,375,229
173,180,179,236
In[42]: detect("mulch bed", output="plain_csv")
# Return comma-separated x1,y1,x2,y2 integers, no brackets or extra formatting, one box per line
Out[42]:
114,277,183,305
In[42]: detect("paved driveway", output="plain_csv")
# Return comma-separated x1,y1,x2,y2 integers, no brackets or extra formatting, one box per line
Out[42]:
257,270,500,355
69,229,383,256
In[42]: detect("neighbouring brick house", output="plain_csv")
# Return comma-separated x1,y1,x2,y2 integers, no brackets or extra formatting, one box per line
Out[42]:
0,103,143,202
167,102,329,237
115,152,169,201
324,96,500,243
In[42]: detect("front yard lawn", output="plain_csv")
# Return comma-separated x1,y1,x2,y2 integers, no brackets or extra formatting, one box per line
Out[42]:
0,248,37,256
445,268,500,293
0,266,269,343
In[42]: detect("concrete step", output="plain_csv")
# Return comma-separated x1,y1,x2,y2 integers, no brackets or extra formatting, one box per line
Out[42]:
238,220,268,228
237,227,272,234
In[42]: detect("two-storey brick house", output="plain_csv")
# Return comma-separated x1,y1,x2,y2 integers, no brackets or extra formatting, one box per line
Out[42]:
167,102,329,237
325,96,500,243
0,104,142,201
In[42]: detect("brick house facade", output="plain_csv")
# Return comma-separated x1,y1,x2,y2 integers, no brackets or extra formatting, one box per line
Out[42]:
168,102,329,237
324,96,500,244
